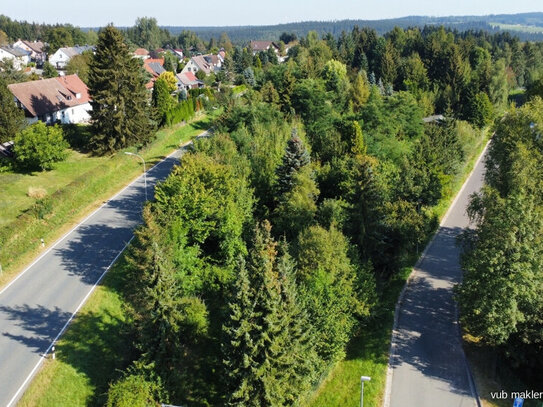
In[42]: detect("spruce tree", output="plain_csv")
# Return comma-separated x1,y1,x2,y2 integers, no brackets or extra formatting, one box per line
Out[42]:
275,130,310,196
88,25,152,153
0,76,25,143
224,221,316,406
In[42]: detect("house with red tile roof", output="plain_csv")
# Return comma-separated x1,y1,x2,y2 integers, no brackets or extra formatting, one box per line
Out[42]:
8,74,92,124
176,72,204,91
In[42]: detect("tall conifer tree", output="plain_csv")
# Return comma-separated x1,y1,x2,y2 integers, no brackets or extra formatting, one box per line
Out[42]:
224,221,316,406
0,77,25,142
88,25,152,153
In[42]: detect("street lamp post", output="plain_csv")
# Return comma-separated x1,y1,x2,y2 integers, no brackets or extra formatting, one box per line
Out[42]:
124,152,147,201
360,376,371,407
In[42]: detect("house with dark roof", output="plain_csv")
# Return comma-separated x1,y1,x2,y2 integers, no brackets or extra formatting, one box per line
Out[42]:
49,45,94,69
8,74,92,124
250,41,279,55
143,58,166,89
176,72,204,91
181,54,222,76
13,40,46,65
0,46,31,69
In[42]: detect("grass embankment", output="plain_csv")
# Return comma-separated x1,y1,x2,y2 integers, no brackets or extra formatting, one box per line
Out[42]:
302,127,490,407
0,111,219,289
18,257,134,407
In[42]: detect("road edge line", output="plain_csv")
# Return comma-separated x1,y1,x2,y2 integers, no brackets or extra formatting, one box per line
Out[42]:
382,139,490,407
0,137,194,299
4,133,203,406
6,236,134,407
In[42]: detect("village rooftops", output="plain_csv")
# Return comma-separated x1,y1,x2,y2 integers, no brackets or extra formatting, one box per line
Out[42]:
1,46,31,58
8,74,90,118
18,40,45,54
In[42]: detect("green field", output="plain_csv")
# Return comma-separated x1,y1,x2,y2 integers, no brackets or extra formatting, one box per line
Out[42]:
0,111,220,289
491,22,543,33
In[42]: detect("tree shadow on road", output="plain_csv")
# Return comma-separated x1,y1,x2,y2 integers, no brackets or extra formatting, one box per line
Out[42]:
0,304,71,355
390,225,473,397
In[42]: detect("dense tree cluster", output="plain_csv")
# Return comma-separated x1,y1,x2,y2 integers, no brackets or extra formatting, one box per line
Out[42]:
102,24,514,405
457,98,543,383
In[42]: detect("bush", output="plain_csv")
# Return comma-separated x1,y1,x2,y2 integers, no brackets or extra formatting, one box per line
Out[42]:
14,122,69,171
106,374,161,407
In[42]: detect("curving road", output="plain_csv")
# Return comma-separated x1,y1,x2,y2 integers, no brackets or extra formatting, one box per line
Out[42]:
0,134,206,407
385,143,489,407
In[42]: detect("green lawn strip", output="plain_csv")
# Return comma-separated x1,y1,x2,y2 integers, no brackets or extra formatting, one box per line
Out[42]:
18,257,135,407
0,110,220,289
302,129,490,407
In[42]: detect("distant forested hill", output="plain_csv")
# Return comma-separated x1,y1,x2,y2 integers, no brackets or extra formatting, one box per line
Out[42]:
159,12,543,43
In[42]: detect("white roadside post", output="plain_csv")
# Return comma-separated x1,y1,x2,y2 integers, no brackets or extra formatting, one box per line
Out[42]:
124,152,147,202
360,376,371,407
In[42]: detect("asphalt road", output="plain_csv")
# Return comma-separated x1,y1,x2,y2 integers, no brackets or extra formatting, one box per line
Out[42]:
387,145,488,407
0,135,205,407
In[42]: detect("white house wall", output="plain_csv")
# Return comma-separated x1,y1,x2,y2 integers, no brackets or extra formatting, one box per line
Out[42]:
49,50,70,69
0,49,28,70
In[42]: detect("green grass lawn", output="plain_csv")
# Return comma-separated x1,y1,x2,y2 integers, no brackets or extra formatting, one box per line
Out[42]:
0,110,220,289
0,151,104,228
490,22,543,34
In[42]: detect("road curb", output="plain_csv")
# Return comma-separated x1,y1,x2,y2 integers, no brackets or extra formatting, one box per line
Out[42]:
382,140,490,407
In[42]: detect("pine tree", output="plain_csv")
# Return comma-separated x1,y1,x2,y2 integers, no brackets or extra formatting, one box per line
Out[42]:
88,25,152,153
275,130,310,196
0,76,25,142
224,221,316,406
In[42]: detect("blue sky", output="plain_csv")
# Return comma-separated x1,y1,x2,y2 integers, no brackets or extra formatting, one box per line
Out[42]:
4,0,543,27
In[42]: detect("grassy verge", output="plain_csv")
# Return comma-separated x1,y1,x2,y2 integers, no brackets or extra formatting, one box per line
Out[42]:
0,110,220,289
18,257,135,407
302,128,490,407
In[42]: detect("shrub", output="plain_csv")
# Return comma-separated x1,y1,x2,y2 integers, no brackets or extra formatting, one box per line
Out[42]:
14,122,68,171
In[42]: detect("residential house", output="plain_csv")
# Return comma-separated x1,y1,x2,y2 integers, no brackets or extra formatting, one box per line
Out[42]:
181,54,221,76
8,74,92,124
13,40,46,65
0,46,31,69
250,41,279,55
49,45,94,69
173,49,184,59
176,72,204,91
133,48,150,60
143,58,166,90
